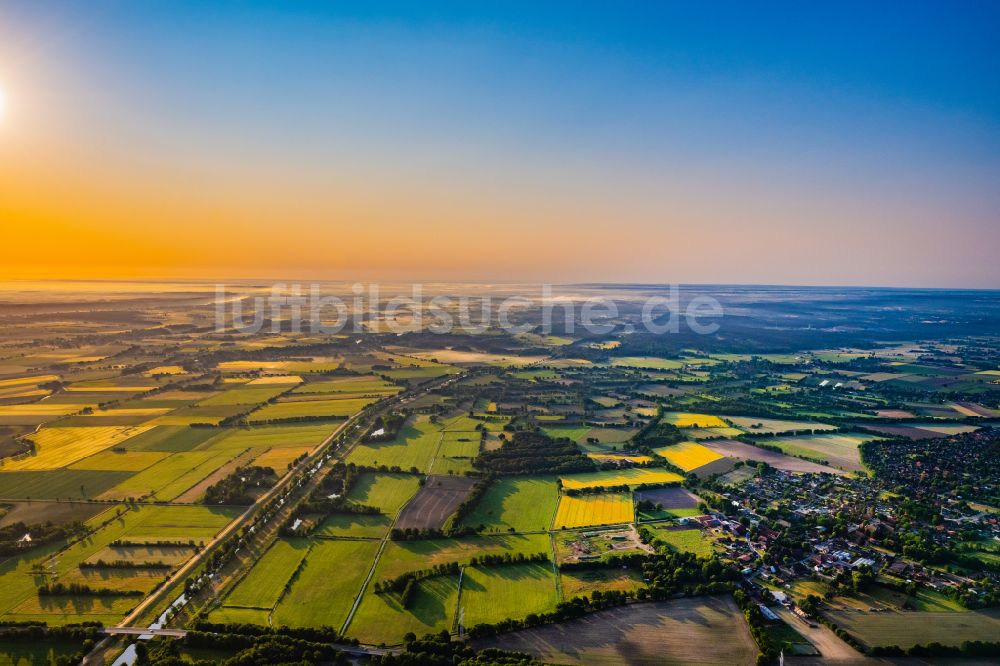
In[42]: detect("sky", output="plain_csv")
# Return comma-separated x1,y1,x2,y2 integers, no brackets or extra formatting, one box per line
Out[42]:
0,1,998,287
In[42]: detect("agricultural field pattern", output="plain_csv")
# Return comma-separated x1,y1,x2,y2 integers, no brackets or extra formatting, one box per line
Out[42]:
0,283,998,666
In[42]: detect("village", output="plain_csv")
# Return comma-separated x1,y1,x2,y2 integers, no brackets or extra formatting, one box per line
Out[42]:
680,467,1000,627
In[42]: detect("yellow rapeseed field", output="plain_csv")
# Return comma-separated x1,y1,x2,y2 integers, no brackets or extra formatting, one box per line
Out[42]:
587,453,654,464
655,441,724,472
144,365,188,376
0,375,59,388
247,375,303,385
0,403,87,417
559,468,684,490
7,425,155,470
662,412,728,428
554,493,634,529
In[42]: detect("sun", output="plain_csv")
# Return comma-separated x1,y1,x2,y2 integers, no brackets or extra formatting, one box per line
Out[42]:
0,83,6,122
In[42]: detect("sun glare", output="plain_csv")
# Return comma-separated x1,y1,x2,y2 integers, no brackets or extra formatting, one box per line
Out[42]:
0,83,6,122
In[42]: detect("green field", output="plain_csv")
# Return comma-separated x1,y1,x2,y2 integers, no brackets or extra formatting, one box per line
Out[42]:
207,606,271,625
436,431,480,456
346,473,421,513
430,430,479,475
348,573,460,644
198,385,289,406
101,450,238,501
0,504,238,624
271,538,380,628
316,473,420,538
219,538,311,611
294,376,401,395
146,405,246,426
610,357,684,370
644,527,714,557
381,365,458,382
316,513,392,539
762,433,876,472
574,428,642,452
120,426,220,452
0,640,84,666
460,563,558,627
560,567,645,599
200,424,336,452
459,477,559,533
345,416,442,471
540,426,591,443
69,450,171,471
0,469,132,500
441,415,482,431
246,397,376,423
375,534,552,580
723,416,837,434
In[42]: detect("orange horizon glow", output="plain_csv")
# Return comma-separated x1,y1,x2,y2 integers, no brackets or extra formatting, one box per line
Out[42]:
1,3,998,289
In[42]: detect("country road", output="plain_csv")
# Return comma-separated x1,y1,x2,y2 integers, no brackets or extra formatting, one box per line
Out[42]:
114,412,359,630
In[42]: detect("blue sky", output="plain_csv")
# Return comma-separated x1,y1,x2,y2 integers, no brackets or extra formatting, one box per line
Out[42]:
1,1,998,286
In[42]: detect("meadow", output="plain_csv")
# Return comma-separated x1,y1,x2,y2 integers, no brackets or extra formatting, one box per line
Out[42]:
348,573,460,644
146,405,244,426
459,477,559,533
429,430,480,475
460,563,558,627
271,538,380,629
347,472,422,514
119,426,219,452
345,416,442,471
69,449,171,472
0,503,238,625
609,357,684,370
560,568,645,599
0,469,132,500
59,408,172,427
643,527,714,557
246,397,375,423
375,534,551,581
762,433,877,472
197,385,289,406
217,538,311,612
202,424,335,452
293,376,401,395
317,473,421,538
100,450,238,501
